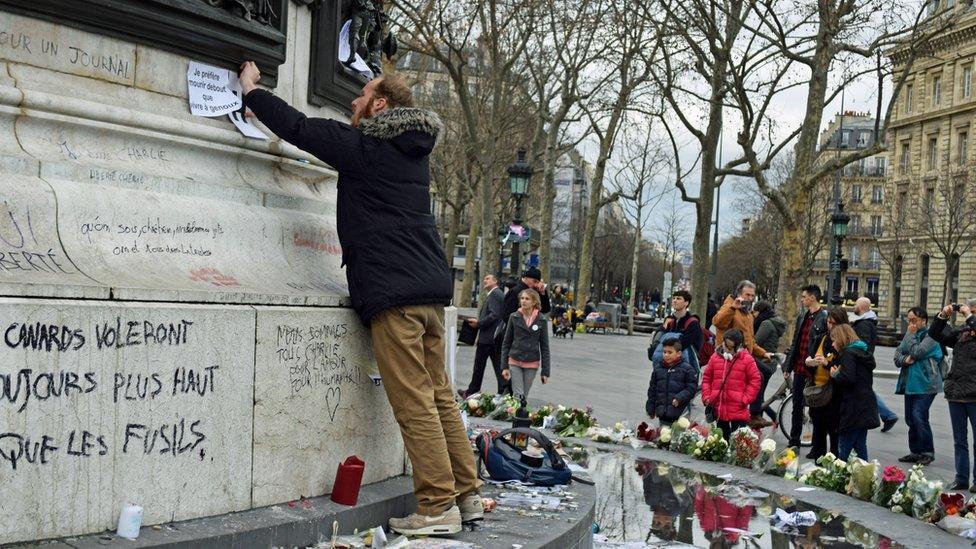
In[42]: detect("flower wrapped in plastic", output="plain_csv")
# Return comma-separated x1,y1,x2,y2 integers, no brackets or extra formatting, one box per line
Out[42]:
698,427,730,462
873,465,906,507
843,519,880,547
489,394,522,421
657,426,673,448
671,427,705,455
636,421,660,443
906,467,943,520
771,447,798,477
460,392,497,417
553,405,597,438
728,427,760,467
529,404,554,427
754,438,777,471
799,454,850,493
588,422,633,444
845,457,879,502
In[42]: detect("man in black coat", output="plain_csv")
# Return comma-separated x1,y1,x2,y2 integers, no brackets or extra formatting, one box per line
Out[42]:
783,284,828,449
239,63,477,536
459,274,506,397
498,266,551,336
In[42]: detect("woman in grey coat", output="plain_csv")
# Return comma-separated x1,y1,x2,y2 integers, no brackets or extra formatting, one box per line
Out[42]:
750,301,787,427
501,289,551,400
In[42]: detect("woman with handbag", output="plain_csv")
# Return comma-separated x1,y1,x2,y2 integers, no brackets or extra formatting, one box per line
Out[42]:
828,323,881,460
803,307,850,460
701,329,761,440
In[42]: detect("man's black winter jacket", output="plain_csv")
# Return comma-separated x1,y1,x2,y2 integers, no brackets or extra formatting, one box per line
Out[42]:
245,90,452,324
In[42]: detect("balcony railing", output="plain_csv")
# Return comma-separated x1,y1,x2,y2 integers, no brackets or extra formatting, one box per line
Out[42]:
842,165,888,177
865,260,881,270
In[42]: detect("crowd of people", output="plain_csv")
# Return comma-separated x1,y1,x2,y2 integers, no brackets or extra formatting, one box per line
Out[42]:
642,280,976,494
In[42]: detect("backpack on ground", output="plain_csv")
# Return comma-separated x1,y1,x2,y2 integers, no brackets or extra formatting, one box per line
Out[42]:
475,427,572,486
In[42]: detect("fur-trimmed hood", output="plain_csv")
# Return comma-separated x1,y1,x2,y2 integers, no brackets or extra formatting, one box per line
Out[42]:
359,107,442,158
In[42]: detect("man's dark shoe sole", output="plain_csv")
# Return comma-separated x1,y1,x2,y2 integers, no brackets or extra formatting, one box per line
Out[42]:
881,418,898,433
898,454,921,463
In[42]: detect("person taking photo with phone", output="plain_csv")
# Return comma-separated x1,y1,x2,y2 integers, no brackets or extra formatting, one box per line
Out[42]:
931,300,976,491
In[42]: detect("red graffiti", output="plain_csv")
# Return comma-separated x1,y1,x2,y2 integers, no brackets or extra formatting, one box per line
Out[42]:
188,267,240,287
292,231,341,255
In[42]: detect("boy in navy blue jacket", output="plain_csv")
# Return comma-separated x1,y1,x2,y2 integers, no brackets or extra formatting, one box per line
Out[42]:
646,341,699,425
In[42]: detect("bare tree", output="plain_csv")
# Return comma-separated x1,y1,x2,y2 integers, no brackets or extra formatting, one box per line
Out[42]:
574,0,660,308
909,158,976,306
724,0,950,328
877,183,912,324
653,193,690,283
523,0,607,281
611,121,670,333
391,0,539,300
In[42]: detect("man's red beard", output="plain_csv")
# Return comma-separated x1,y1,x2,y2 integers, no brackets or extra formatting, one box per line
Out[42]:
351,101,375,127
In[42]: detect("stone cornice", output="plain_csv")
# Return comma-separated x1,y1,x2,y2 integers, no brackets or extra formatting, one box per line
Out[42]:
889,102,976,130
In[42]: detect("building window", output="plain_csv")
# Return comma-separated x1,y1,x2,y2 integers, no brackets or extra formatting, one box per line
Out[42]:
871,215,883,236
871,185,883,203
846,276,859,295
964,66,973,98
867,278,880,295
959,131,969,165
925,187,936,210
869,248,881,270
840,130,850,148
850,245,860,268
874,157,886,176
928,137,938,170
933,75,943,107
849,215,862,235
851,184,863,202
900,142,911,174
906,84,914,114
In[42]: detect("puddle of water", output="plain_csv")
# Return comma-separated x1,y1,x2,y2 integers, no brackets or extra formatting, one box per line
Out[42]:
580,450,905,549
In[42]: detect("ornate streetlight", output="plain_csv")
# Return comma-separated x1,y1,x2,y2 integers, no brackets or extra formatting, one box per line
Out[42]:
507,148,533,274
830,202,851,305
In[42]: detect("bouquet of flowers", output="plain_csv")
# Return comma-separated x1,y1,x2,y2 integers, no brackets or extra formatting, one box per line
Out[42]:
729,427,760,467
888,465,924,516
845,457,879,502
800,453,850,493
656,426,673,448
529,404,554,427
843,519,880,548
489,394,523,421
754,438,777,471
772,447,798,478
588,422,633,444
873,465,906,508
553,405,597,438
671,427,705,455
935,493,976,534
636,421,659,442
905,466,943,520
697,428,730,462
460,393,496,417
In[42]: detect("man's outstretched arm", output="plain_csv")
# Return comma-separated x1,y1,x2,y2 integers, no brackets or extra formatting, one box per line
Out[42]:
239,62,362,173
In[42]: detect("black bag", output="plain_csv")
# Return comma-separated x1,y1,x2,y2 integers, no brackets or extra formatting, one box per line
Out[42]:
803,376,833,408
459,320,477,345
704,404,717,423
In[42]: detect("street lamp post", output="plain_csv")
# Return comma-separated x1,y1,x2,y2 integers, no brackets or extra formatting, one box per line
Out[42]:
507,148,533,275
830,202,851,305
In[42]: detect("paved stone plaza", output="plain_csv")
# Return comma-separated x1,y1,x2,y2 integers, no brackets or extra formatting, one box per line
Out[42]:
454,331,959,484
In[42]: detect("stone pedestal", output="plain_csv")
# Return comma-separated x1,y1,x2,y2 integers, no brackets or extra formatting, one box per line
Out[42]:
0,7,413,544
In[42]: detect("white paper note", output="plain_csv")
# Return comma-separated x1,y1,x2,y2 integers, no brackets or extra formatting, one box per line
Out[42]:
187,61,242,117
229,111,268,140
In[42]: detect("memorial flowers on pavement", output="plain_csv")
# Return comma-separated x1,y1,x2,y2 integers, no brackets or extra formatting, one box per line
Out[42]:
846,456,879,502
728,427,760,467
873,465,905,508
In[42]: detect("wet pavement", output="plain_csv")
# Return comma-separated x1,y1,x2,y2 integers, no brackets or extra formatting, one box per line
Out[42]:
577,449,906,548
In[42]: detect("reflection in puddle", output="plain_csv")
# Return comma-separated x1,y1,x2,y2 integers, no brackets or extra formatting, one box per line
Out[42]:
583,451,903,548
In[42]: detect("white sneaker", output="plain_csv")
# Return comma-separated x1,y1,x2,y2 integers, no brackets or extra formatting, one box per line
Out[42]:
388,505,462,536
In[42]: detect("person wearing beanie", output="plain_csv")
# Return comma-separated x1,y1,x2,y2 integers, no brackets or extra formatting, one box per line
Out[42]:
701,328,762,439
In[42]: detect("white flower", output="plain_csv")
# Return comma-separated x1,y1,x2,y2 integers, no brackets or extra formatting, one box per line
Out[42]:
675,417,691,429
834,459,847,469
696,440,705,448
694,449,702,456
892,505,903,514
557,405,567,411
467,398,479,408
823,452,836,461
614,422,624,431
799,474,809,483
760,439,776,453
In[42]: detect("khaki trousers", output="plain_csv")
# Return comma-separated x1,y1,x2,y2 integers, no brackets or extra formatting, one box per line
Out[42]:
370,304,480,515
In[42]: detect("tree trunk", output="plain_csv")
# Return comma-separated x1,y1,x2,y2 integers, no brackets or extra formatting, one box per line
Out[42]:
537,147,558,282
774,188,810,338
444,207,462,267
459,215,480,307
942,255,954,306
627,193,643,335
